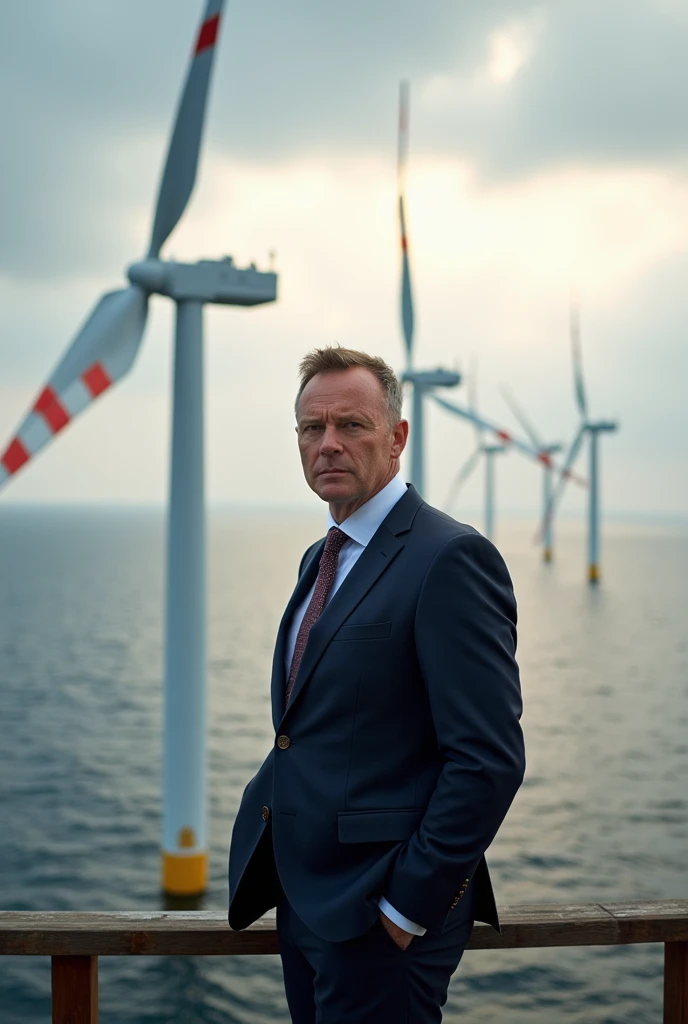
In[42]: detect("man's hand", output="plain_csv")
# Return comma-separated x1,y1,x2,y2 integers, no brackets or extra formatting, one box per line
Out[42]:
380,910,414,950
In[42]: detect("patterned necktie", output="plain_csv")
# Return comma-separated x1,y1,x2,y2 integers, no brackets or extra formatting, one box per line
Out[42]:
285,526,348,707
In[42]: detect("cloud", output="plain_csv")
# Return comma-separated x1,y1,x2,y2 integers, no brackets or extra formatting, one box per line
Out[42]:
0,0,507,280
4,0,688,282
437,0,688,180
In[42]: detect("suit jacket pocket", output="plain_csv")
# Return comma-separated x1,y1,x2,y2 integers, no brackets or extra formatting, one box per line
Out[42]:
332,621,392,642
338,808,425,843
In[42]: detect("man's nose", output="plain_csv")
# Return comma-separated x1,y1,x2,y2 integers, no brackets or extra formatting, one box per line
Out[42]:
319,426,343,454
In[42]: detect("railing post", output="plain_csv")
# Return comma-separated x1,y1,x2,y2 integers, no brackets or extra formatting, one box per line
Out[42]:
664,942,688,1023
51,955,98,1024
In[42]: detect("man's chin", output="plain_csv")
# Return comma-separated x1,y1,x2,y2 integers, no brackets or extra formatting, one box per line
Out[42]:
313,474,358,502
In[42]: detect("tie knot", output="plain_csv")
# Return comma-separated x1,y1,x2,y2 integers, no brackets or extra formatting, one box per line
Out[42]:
325,526,348,555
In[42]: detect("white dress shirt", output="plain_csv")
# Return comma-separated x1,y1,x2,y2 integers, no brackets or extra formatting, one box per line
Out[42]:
285,473,426,937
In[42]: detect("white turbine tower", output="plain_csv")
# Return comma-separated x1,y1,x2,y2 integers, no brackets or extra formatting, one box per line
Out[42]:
500,384,563,562
396,81,460,496
541,300,618,583
0,0,278,895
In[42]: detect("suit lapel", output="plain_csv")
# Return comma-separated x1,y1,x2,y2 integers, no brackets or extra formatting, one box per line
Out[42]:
270,539,324,730
275,485,424,724
280,525,404,718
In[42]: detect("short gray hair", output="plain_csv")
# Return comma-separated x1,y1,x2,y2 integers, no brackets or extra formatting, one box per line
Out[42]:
295,346,403,426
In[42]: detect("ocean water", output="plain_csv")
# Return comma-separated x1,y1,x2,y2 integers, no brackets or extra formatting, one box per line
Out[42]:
0,506,686,1023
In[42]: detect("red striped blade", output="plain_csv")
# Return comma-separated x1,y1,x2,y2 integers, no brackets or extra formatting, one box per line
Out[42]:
399,195,415,360
396,82,415,364
147,0,226,257
431,394,588,488
0,287,148,488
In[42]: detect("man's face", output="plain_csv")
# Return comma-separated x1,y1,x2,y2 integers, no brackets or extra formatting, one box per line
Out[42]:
296,367,408,520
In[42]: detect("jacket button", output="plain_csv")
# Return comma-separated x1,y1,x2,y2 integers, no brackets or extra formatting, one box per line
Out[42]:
261,806,270,822
276,735,291,750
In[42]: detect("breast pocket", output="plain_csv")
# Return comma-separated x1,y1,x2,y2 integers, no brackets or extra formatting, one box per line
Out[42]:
332,621,392,642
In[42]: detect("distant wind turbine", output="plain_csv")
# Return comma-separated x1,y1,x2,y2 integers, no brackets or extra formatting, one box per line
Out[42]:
540,299,618,583
432,387,586,543
445,367,505,541
396,81,460,496
500,384,563,562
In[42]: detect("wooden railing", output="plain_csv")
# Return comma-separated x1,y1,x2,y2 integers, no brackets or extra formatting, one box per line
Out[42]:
1,900,687,1022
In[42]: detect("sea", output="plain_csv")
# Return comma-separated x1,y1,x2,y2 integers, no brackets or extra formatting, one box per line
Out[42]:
0,506,686,1023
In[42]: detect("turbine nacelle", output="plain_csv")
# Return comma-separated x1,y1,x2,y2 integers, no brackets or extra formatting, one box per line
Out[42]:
401,368,461,389
128,257,277,306
585,420,618,434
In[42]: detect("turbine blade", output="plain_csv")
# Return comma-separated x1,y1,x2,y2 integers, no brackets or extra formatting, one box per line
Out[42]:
398,81,414,364
500,383,543,451
570,295,588,418
148,0,226,258
432,393,589,490
467,359,483,442
433,394,525,456
398,80,410,184
538,425,586,541
445,448,482,510
0,287,148,489
399,195,415,361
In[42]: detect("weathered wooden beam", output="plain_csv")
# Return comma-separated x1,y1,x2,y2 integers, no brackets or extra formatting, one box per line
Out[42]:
664,942,688,1024
0,901,685,957
474,902,618,950
0,911,280,957
609,903,688,945
51,955,98,1024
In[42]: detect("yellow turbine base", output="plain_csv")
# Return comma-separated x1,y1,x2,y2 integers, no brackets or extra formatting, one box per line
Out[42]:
589,563,600,583
162,851,208,895
543,547,553,563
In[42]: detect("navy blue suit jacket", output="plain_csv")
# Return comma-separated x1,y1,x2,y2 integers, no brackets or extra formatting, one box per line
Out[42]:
228,485,525,942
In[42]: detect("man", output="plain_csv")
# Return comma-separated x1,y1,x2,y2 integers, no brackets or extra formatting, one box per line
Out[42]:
228,347,525,1023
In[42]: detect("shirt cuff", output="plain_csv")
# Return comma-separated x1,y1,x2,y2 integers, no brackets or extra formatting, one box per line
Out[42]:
378,896,427,936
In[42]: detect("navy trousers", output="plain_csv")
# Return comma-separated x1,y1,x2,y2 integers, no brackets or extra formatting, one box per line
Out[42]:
276,891,475,1024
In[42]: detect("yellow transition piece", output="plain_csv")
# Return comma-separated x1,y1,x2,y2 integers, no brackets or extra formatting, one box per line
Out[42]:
162,851,208,895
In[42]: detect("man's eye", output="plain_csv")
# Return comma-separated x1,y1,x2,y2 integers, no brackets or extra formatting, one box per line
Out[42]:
303,424,321,432
345,422,362,428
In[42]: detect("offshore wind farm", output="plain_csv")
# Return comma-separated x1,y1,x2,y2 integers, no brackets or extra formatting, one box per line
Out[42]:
1,2,687,1023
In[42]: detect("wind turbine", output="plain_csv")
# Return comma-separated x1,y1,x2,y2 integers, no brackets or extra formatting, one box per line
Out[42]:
500,384,563,562
0,0,278,895
541,300,618,583
432,389,587,541
444,368,505,541
396,81,460,496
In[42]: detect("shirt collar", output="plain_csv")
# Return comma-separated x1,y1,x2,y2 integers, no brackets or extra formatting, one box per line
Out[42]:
326,474,408,548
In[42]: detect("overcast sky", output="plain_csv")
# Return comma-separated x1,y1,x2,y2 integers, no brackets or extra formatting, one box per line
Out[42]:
1,0,687,520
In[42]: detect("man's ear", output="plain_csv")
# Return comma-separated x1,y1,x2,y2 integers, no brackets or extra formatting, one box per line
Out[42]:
391,419,409,459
